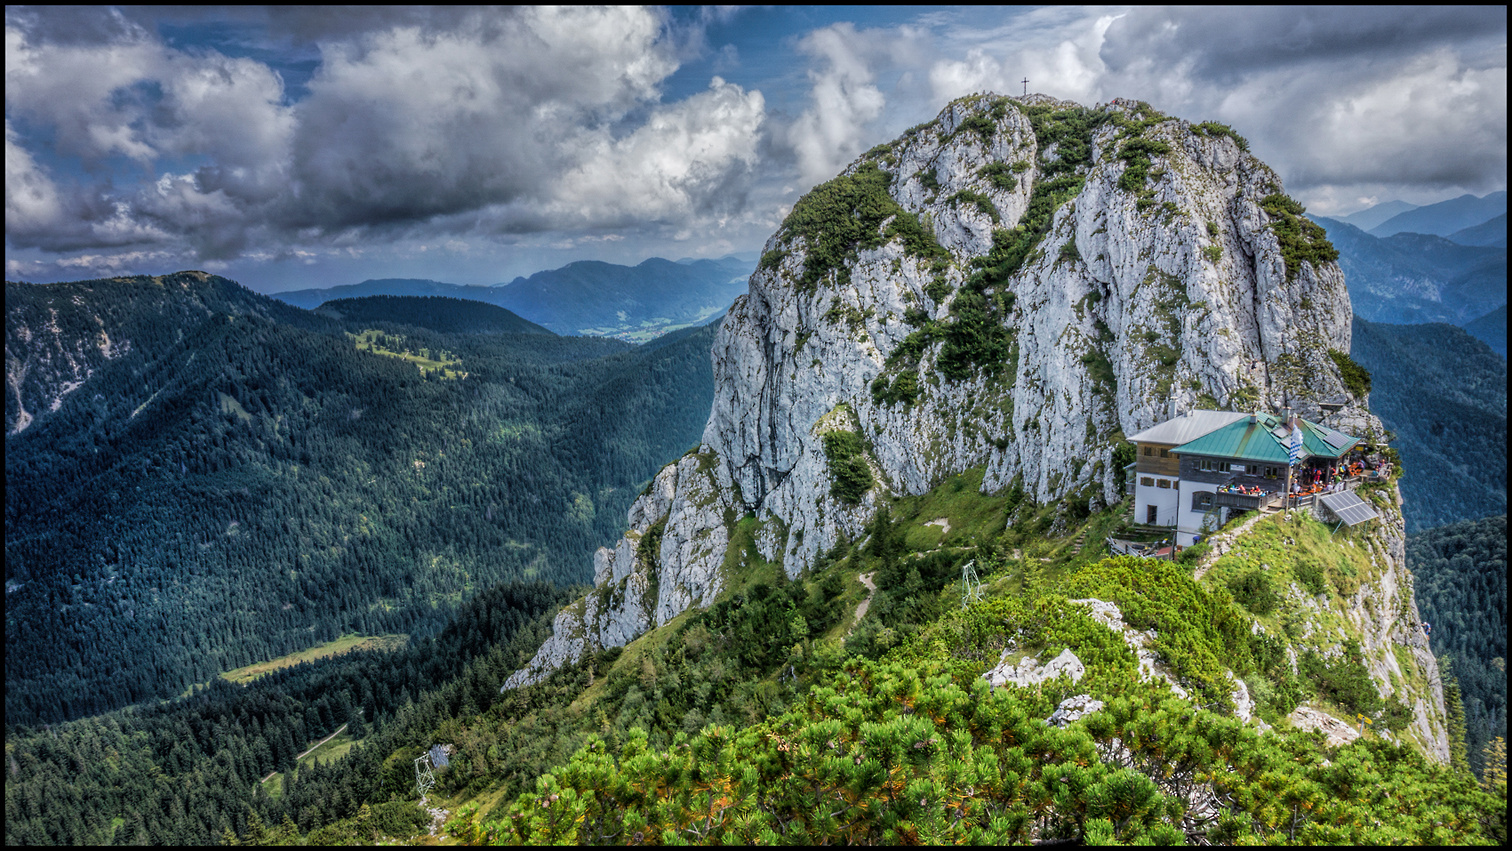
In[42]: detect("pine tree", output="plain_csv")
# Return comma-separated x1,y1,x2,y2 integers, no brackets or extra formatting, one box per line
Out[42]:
1485,736,1508,791
1445,664,1472,774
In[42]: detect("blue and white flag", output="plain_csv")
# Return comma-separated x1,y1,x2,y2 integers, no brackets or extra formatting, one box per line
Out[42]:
1288,423,1304,466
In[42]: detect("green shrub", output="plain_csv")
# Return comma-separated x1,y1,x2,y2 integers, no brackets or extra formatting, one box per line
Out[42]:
1059,235,1080,263
367,801,431,838
979,161,1029,189
1291,555,1327,596
1299,640,1382,717
1202,244,1223,263
822,430,873,504
947,189,1000,222
871,370,921,408
757,248,785,274
1176,541,1210,565
938,287,1013,381
1225,568,1279,616
1194,120,1250,151
924,277,952,304
1260,193,1339,281
956,113,997,145
1063,556,1255,706
1328,349,1372,398
1117,137,1171,194
775,162,948,294
1080,346,1116,394
1378,694,1413,732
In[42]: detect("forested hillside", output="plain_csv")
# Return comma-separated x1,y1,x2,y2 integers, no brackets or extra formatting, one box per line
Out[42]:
1350,316,1507,531
313,295,552,336
200,472,1501,845
270,256,753,341
4,581,571,845
4,274,718,725
1409,515,1508,779
1464,304,1507,356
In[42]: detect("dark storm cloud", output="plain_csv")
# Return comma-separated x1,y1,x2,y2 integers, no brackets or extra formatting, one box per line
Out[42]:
6,5,1505,282
1096,6,1506,204
1101,6,1505,81
5,5,768,270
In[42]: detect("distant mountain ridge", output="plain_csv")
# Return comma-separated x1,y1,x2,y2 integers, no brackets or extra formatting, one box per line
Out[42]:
272,277,496,308
1337,198,1419,232
1311,216,1506,325
1449,212,1508,248
1464,305,1507,356
1368,191,1507,238
271,256,753,341
315,294,553,336
493,257,748,340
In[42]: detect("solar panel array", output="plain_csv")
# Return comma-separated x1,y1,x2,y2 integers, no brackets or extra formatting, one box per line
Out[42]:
1319,491,1379,526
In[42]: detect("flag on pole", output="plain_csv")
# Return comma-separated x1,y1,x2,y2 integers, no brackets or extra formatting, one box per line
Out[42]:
1288,421,1304,467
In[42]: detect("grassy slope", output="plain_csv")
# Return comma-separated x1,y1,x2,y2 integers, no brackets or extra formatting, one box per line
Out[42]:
220,634,409,685
411,466,1457,841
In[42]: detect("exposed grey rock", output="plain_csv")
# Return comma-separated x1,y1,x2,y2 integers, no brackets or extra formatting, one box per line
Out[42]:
701,94,1366,578
1232,676,1256,724
1287,705,1363,748
1047,694,1105,727
503,448,735,690
985,647,1086,688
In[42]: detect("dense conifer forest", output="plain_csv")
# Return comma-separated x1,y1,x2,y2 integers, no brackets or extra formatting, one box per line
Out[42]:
3,581,572,844
1408,514,1508,778
1349,316,1507,532
5,277,717,725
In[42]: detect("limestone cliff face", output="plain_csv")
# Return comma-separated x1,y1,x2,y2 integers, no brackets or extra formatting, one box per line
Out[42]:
705,95,1362,574
1311,488,1450,760
504,95,1396,706
502,450,738,689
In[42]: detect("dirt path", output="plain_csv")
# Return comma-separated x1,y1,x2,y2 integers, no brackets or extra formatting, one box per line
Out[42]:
1193,512,1272,580
419,796,450,838
260,722,348,784
849,572,878,635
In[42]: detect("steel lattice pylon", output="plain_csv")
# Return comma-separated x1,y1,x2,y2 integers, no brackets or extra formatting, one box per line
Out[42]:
961,560,983,609
414,752,436,800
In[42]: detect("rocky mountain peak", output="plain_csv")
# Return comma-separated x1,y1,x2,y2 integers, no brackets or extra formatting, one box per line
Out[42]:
506,93,1383,695
703,93,1363,573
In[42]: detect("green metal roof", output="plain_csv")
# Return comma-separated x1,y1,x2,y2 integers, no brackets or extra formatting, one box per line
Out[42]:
1173,412,1359,464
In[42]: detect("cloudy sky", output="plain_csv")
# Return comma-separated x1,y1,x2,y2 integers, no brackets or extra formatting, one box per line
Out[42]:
5,5,1506,292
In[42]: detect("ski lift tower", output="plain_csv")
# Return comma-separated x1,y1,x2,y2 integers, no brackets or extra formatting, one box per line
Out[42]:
961,560,983,609
414,752,436,800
